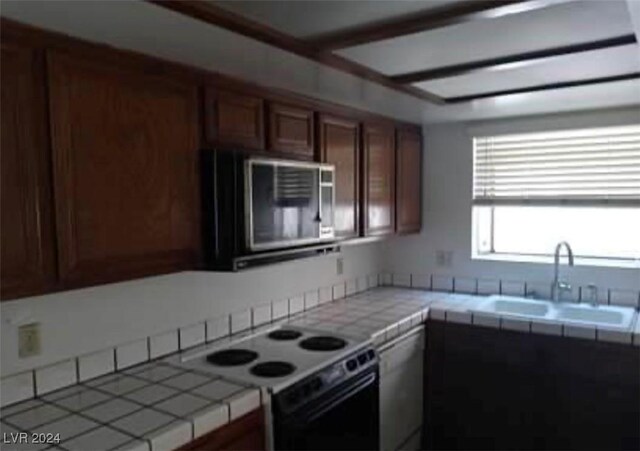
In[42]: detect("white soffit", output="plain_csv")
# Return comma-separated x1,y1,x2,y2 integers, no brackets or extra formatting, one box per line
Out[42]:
336,0,635,76
212,0,462,39
416,44,640,98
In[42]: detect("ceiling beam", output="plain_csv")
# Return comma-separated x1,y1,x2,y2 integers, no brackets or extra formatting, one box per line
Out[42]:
147,0,445,105
444,72,640,103
391,34,638,84
307,0,576,50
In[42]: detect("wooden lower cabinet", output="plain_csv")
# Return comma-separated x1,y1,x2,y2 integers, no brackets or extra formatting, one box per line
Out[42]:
179,409,265,451
47,52,201,286
363,122,395,236
424,320,640,450
0,41,57,299
319,114,360,238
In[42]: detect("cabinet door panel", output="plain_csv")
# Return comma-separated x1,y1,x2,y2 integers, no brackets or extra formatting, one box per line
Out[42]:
268,102,314,158
48,53,200,285
206,88,264,149
396,128,422,234
319,114,359,238
1,43,56,300
363,123,395,236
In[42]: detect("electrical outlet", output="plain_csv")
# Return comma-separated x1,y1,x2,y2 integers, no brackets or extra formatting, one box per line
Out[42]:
19,322,41,358
336,257,344,276
436,250,453,268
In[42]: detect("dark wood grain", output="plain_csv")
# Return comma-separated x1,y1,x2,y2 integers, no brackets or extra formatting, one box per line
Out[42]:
396,127,422,234
363,122,396,236
179,408,265,451
268,102,315,158
0,42,57,300
48,52,201,286
424,320,640,450
205,88,265,150
319,114,361,238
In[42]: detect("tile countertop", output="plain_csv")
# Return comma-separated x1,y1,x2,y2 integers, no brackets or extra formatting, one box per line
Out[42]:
2,287,638,451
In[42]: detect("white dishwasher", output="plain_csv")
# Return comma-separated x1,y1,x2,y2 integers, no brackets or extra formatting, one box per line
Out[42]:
379,325,425,451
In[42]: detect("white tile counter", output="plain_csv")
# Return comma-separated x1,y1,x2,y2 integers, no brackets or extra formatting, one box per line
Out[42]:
2,286,638,451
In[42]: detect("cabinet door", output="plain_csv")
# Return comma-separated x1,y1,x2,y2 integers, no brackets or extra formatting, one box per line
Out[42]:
205,88,265,149
48,53,200,286
396,128,422,234
179,409,264,451
363,123,395,236
268,102,315,158
319,114,360,238
1,43,56,300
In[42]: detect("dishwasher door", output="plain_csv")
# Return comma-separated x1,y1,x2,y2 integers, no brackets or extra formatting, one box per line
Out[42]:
379,326,425,451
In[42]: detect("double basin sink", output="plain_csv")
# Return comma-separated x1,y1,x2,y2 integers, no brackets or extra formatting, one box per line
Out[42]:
471,295,637,331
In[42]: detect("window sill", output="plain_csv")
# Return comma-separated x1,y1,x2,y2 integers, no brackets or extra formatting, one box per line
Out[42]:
472,253,640,269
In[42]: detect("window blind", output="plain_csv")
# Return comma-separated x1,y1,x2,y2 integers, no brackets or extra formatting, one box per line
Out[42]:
473,124,640,206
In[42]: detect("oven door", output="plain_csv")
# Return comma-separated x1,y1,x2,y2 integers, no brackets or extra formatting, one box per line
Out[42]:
273,367,379,451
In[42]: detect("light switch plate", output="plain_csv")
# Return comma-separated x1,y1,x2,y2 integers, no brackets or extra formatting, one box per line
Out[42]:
19,322,41,358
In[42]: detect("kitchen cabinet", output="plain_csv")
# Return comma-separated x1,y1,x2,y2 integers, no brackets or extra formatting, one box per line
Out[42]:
363,122,395,236
424,320,640,450
396,127,422,234
268,102,315,159
380,326,424,451
319,114,360,238
205,88,265,149
48,52,201,286
0,42,56,300
179,408,264,451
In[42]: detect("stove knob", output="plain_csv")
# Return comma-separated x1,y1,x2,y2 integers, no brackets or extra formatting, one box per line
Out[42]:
346,359,358,372
367,349,376,361
357,353,368,365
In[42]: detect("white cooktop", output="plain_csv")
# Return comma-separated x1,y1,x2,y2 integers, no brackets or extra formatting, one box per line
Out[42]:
174,326,370,393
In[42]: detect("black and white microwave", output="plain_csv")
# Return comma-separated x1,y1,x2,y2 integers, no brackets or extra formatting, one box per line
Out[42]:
201,151,336,270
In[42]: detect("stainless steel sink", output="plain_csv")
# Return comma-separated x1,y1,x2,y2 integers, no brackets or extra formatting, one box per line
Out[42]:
470,295,637,331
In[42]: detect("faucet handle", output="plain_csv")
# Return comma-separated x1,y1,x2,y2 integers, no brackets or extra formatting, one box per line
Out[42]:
586,284,598,307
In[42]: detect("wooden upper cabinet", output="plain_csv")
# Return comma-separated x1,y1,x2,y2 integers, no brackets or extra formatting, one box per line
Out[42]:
205,88,265,149
319,114,360,239
47,53,201,286
1,43,56,300
363,122,395,236
268,102,315,159
396,127,422,234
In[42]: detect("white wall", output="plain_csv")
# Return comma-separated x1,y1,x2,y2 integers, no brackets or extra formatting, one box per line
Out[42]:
385,106,640,291
0,244,381,377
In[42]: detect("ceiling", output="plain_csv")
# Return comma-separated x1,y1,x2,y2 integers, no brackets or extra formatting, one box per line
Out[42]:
1,0,639,124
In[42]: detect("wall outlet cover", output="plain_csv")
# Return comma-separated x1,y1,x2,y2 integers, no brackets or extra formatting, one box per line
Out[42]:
19,322,41,358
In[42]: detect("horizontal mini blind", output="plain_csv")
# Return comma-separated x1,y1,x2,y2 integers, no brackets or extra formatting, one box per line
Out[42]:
473,124,640,206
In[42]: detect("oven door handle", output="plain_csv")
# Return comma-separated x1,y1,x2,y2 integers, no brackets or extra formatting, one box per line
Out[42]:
288,370,377,424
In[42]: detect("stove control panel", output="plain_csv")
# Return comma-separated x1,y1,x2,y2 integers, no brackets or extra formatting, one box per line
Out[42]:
277,346,378,413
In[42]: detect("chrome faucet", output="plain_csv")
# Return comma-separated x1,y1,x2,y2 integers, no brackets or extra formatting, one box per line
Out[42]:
551,241,574,302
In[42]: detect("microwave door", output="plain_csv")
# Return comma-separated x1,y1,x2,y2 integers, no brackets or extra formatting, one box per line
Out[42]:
248,162,320,250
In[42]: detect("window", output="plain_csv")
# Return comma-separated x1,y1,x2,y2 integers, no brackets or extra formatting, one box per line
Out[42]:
472,124,640,267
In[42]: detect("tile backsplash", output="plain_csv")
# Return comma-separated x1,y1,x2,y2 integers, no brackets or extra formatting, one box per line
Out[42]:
0,273,378,408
